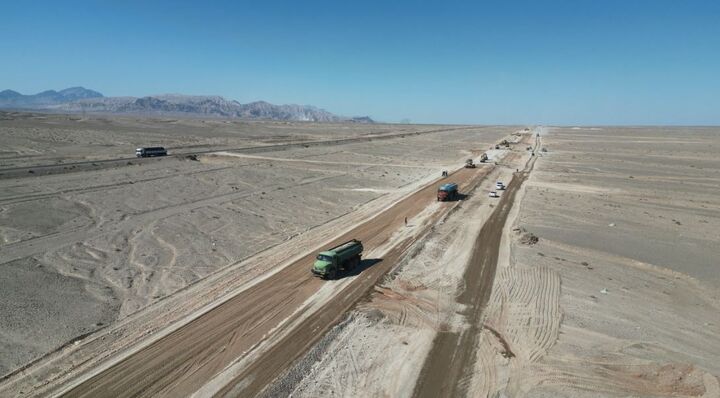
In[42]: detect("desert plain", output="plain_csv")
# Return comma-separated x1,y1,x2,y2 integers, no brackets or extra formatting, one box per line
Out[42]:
0,113,718,397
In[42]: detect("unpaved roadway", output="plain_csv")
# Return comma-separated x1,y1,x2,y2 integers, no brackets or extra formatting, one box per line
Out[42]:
412,136,539,398
0,126,469,180
63,164,493,397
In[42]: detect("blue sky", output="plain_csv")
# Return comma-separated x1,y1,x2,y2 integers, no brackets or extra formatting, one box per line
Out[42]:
2,0,719,125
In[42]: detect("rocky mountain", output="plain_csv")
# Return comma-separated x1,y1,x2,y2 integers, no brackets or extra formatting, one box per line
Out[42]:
0,87,103,107
0,88,373,123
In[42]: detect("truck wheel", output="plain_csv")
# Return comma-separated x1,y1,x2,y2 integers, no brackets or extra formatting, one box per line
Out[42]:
327,267,337,280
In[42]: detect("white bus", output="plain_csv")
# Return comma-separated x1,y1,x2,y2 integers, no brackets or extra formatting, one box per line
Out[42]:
135,147,168,158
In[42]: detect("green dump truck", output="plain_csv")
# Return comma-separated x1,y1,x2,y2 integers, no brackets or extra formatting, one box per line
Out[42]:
311,239,363,279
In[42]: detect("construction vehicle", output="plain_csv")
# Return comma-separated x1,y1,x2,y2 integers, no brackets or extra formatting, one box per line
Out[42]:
437,182,459,201
312,239,363,279
479,153,489,163
465,158,476,168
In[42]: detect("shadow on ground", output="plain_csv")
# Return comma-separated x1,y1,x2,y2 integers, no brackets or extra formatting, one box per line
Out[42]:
438,192,470,202
340,258,383,279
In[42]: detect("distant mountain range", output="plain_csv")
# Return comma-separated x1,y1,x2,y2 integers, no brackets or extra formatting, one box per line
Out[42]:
0,87,373,123
0,87,103,106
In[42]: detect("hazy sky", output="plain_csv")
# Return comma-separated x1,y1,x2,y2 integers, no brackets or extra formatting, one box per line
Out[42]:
2,0,719,125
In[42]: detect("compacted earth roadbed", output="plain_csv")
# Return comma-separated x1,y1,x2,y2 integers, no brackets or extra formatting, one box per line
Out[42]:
62,165,494,397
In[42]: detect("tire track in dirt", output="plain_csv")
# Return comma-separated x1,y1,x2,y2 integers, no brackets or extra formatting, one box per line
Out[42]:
0,172,344,265
61,165,492,398
0,165,448,396
213,152,435,169
466,128,720,397
0,166,236,206
524,361,716,397
412,135,540,398
484,266,562,364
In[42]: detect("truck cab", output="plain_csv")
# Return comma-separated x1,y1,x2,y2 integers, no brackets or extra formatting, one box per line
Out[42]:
437,182,459,201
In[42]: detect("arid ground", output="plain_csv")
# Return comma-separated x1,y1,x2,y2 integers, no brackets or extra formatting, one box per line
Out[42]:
1,116,718,398
265,127,720,398
0,112,513,389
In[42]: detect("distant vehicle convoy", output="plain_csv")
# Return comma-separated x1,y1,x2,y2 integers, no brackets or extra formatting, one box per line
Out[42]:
437,182,459,201
312,239,363,279
311,139,523,280
135,147,168,157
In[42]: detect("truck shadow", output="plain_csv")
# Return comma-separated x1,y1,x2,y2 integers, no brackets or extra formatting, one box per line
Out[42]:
440,193,469,202
340,258,383,279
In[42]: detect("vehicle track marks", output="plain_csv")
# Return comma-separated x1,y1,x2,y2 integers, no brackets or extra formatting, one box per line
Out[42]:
412,134,540,398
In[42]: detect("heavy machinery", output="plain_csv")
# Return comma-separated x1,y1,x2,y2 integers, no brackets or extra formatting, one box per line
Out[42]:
311,239,363,279
479,153,489,163
437,182,459,201
465,158,476,168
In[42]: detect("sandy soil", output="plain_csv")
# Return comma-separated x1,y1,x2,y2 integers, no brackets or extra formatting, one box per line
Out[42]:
0,112,515,384
266,127,720,398
264,134,533,397
471,127,720,397
0,111,449,168
6,121,713,398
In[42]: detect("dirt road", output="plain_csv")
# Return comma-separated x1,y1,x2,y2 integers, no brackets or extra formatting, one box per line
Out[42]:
63,165,493,397
412,137,539,398
0,126,469,180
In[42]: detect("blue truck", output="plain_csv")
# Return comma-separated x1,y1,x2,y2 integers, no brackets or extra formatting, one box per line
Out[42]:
437,182,459,201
